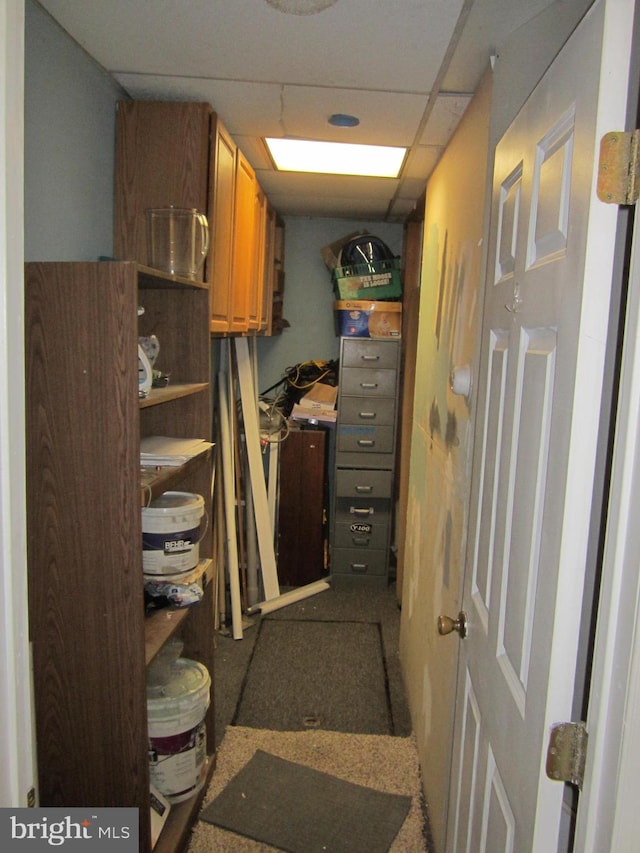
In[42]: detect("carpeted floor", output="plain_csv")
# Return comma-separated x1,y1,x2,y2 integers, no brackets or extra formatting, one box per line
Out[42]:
187,582,432,851
233,618,393,734
187,726,429,852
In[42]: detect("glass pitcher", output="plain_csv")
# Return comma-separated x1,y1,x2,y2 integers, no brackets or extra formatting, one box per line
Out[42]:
146,207,209,279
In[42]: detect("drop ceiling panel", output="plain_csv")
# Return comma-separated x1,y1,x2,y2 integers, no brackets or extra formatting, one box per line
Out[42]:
421,94,474,146
114,74,285,137
256,170,400,200
280,86,428,147
40,0,465,91
37,0,562,221
267,193,395,219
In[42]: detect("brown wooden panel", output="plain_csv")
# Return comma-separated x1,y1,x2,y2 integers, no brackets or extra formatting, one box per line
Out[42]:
25,262,148,816
114,101,211,270
209,116,237,333
277,429,328,586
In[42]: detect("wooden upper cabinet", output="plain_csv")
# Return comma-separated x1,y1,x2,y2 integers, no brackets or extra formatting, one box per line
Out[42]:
248,185,267,332
114,101,213,274
229,149,256,333
114,100,280,336
209,117,237,333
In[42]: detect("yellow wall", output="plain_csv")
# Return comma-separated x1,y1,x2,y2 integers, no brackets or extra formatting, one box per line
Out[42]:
399,68,492,850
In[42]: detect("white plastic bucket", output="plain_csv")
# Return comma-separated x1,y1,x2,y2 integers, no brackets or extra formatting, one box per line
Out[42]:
142,491,205,575
147,658,211,804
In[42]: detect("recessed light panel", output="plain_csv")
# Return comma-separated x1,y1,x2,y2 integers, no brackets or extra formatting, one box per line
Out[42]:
265,138,406,178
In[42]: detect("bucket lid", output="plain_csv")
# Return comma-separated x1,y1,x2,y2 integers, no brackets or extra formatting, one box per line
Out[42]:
145,491,204,513
147,658,210,704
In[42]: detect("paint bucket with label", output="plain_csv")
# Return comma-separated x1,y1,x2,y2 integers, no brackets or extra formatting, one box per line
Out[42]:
142,491,205,575
147,657,211,803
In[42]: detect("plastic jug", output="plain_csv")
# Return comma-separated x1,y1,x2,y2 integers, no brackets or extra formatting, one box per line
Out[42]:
146,207,209,279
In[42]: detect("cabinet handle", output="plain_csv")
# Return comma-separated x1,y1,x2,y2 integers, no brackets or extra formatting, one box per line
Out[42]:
355,485,373,493
360,382,378,389
361,355,380,362
351,562,369,572
351,506,374,516
357,439,375,447
351,537,370,546
358,412,377,419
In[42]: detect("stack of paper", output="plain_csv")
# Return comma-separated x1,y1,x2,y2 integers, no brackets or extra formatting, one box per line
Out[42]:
140,435,213,467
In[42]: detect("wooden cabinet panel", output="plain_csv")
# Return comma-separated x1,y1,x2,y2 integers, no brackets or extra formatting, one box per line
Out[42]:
209,118,237,333
114,101,212,273
277,429,328,587
25,261,215,853
114,101,283,336
229,149,256,333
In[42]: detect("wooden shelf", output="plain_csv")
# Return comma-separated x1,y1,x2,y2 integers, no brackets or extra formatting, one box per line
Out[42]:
140,446,213,505
140,383,209,409
144,559,215,665
152,755,216,853
137,264,209,291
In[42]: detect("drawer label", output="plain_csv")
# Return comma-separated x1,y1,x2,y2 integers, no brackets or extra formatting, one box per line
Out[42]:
350,522,372,534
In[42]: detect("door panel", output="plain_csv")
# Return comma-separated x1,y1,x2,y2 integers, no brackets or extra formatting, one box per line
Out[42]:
447,2,629,848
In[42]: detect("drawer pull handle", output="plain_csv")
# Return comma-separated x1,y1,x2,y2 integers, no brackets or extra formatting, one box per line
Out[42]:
352,506,374,516
359,412,376,419
358,439,375,447
360,382,379,389
351,563,369,572
361,355,380,362
355,485,373,493
352,537,370,546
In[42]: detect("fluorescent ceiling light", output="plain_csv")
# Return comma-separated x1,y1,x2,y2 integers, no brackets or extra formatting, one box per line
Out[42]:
265,138,406,178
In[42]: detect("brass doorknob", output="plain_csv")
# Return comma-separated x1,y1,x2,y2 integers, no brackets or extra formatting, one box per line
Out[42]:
438,611,467,639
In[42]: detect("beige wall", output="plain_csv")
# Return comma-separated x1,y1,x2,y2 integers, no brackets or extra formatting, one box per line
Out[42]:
399,68,492,849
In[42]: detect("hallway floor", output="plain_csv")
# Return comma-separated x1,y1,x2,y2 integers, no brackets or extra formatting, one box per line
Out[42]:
212,580,412,747
189,580,433,852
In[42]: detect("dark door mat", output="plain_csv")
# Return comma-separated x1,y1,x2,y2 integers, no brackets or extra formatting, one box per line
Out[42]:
232,619,392,734
199,749,412,853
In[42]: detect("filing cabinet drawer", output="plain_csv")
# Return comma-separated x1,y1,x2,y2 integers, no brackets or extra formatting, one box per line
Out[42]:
333,498,391,525
341,367,397,397
338,396,396,426
337,424,394,454
336,468,393,498
341,338,400,370
331,547,388,576
333,521,389,550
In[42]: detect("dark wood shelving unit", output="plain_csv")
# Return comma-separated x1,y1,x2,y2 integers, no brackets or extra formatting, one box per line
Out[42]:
25,261,216,852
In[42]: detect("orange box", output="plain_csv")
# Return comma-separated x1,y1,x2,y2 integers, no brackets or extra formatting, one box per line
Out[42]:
334,300,402,339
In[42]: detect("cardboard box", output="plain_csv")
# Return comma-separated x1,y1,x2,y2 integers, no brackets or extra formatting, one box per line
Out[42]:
334,300,402,339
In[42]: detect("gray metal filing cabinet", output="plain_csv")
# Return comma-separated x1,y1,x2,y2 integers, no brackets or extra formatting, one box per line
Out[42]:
331,337,401,585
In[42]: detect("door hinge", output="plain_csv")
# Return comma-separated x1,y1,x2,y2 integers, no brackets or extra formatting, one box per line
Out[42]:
597,130,640,205
546,721,588,789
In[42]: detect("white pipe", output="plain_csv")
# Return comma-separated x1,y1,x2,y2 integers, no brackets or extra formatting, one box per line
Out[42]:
246,580,330,616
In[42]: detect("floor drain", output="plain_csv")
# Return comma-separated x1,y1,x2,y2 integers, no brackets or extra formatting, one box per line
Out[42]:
302,715,321,727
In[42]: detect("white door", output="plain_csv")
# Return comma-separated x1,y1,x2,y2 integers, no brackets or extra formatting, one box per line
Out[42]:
446,0,637,849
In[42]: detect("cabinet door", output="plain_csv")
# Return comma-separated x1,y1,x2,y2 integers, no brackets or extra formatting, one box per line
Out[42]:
247,184,267,331
114,101,212,269
260,202,276,334
229,150,256,333
209,117,237,333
